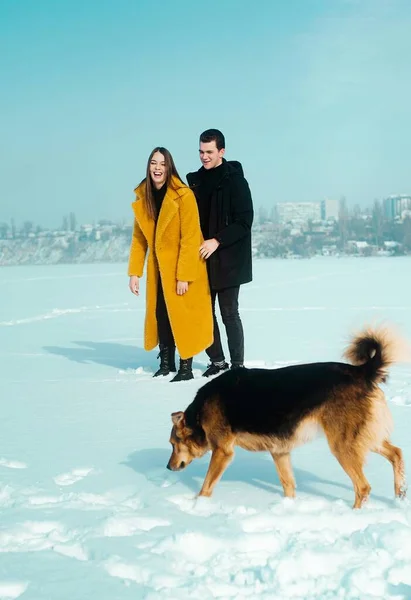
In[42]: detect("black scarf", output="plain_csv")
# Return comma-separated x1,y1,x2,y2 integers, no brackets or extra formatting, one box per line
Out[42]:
153,183,167,221
196,162,226,237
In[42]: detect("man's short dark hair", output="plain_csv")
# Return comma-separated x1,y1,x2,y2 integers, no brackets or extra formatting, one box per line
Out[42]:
200,129,225,151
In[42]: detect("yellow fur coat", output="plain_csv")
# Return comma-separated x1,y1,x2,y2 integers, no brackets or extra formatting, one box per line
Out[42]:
128,176,213,359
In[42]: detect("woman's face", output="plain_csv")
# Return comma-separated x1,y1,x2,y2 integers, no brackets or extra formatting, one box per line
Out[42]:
150,151,167,189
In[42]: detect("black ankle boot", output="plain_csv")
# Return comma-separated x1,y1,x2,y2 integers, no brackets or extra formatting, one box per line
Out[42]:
170,357,194,382
230,362,244,370
153,345,176,377
202,361,229,378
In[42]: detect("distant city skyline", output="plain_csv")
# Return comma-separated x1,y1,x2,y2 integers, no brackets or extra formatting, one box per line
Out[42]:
1,0,410,229
4,194,411,235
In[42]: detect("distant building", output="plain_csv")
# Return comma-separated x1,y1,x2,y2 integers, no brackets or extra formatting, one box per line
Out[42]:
321,199,339,220
275,202,321,224
383,195,411,220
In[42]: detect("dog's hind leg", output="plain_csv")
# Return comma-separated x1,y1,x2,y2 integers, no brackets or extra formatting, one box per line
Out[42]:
373,440,407,499
198,445,234,498
270,452,296,498
329,444,371,509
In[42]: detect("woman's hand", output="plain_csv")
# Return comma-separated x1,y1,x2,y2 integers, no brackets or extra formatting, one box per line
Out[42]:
176,280,189,295
129,275,140,296
200,238,220,259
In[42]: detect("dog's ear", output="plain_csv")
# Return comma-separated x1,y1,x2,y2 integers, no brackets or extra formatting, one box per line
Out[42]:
171,411,185,427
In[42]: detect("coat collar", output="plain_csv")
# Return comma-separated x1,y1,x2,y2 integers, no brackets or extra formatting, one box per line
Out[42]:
132,176,186,244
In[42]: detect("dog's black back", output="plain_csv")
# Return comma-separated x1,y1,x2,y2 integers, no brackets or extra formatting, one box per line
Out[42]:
186,363,368,438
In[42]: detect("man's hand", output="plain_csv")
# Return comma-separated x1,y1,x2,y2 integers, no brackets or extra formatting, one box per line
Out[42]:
129,275,140,296
177,280,189,295
200,238,220,260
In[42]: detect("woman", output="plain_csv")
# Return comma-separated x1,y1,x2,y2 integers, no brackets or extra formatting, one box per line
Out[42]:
128,147,213,382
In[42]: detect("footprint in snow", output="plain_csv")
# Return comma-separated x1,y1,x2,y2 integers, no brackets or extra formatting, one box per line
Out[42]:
0,458,28,469
53,467,95,486
0,581,29,599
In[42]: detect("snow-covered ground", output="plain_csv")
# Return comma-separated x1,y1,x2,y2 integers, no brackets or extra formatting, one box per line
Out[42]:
1,257,411,600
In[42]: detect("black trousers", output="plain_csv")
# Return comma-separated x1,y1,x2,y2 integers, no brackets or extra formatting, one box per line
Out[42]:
206,286,244,365
156,278,175,348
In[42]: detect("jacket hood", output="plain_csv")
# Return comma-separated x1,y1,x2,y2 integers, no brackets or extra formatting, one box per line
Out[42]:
225,160,244,177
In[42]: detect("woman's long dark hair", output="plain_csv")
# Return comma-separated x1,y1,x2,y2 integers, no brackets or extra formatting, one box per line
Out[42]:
143,147,184,220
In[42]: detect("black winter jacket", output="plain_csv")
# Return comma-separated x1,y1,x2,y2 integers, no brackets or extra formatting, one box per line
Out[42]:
187,159,254,290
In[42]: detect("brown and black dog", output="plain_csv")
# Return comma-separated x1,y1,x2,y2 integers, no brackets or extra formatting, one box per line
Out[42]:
167,326,408,508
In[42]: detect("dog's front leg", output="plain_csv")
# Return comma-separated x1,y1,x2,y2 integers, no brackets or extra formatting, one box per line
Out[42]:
198,447,234,497
271,451,296,498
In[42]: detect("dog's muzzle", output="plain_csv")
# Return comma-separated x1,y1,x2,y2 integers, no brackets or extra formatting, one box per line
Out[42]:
166,461,185,471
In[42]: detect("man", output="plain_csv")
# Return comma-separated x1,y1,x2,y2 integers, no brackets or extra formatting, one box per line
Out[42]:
187,128,254,377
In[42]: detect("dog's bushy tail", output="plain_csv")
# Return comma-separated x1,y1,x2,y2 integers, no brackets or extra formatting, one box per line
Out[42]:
344,325,410,384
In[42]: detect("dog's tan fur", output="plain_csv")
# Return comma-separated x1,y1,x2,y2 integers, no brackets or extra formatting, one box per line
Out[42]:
167,326,408,508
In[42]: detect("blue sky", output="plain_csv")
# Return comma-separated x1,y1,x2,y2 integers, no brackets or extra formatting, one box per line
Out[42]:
1,0,410,228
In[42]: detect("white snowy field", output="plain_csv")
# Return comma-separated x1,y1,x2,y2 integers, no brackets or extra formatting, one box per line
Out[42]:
1,257,411,600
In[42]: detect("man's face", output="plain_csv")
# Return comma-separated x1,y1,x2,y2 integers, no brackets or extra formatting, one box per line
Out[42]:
199,140,225,170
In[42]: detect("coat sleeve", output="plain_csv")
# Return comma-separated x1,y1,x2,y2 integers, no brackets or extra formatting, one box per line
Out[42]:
176,189,202,282
127,218,148,277
215,175,254,247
